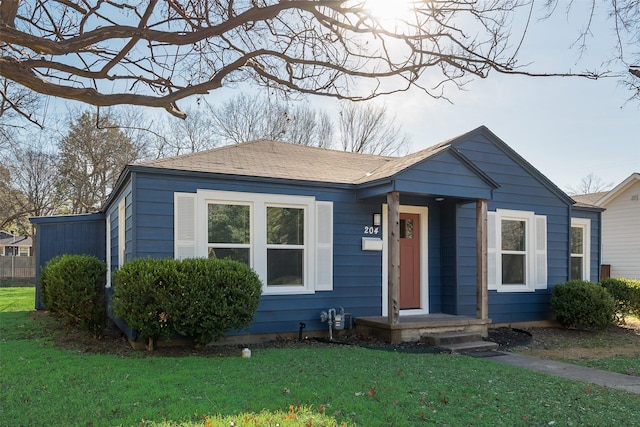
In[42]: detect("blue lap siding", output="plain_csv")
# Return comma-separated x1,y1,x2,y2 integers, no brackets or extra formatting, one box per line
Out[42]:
30,213,106,309
123,170,387,334
30,126,602,336
452,132,584,323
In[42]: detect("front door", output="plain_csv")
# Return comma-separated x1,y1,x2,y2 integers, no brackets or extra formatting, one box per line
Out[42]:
400,213,420,309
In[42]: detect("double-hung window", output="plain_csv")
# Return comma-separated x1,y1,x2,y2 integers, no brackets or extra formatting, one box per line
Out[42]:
570,218,590,280
266,206,305,287
175,190,333,295
501,219,527,285
488,209,547,292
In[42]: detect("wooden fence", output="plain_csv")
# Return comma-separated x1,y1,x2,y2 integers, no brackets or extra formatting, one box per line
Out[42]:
0,256,36,279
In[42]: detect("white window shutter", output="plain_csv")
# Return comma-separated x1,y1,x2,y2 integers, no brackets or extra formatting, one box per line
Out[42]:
487,211,497,290
175,193,197,259
118,199,126,267
534,215,547,289
315,201,333,291
106,213,111,288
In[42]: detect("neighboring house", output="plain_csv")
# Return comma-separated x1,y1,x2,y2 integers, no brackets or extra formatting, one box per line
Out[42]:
31,126,602,342
574,173,640,280
0,232,33,257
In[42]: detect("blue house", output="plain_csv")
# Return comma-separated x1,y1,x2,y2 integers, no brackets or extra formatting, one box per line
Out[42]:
31,126,602,343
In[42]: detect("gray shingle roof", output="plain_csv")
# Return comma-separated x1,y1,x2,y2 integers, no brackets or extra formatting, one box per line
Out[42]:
136,140,402,184
0,235,32,246
572,192,608,208
353,143,451,184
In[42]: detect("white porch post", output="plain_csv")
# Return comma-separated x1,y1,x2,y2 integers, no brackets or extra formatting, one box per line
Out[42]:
476,199,489,320
387,191,400,325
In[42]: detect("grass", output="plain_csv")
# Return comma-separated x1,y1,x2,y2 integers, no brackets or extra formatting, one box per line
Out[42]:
576,356,640,377
2,291,639,426
2,313,639,427
0,287,35,311
514,316,640,376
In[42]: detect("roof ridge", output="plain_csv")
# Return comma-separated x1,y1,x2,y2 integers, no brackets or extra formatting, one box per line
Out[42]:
135,139,396,168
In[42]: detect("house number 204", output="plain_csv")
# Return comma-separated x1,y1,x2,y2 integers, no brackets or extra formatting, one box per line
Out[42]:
363,226,380,235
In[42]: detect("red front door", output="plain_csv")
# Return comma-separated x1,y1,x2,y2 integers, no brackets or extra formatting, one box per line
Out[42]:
399,213,420,309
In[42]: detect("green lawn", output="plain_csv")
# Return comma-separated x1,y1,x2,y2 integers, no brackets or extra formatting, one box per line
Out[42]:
0,287,35,311
2,308,639,427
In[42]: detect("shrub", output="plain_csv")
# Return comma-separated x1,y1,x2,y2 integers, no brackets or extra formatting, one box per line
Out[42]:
40,254,107,337
551,280,615,329
600,278,640,322
112,257,262,346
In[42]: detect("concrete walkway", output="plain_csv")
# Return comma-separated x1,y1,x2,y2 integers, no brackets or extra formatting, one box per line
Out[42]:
485,352,640,394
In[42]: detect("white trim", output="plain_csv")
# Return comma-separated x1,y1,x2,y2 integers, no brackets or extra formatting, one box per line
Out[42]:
571,218,591,281
595,173,639,207
382,204,429,316
491,209,547,292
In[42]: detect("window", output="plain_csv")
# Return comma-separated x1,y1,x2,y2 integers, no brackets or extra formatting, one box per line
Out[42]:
501,219,526,284
400,218,414,239
266,206,305,286
207,203,251,265
18,247,29,256
570,218,590,281
175,190,333,295
488,209,547,292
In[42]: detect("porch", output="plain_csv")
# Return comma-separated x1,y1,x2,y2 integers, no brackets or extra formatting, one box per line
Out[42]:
355,313,492,344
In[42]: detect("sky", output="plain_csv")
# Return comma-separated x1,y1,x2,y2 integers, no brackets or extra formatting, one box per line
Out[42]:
210,1,636,193
30,1,638,194
326,1,639,193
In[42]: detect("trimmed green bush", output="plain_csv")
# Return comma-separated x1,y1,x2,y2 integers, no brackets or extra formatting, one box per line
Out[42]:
40,254,107,337
112,257,262,346
551,280,615,329
600,278,640,322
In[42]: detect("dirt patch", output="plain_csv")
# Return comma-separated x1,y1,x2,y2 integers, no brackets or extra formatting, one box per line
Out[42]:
40,312,640,361
45,314,435,358
508,319,640,361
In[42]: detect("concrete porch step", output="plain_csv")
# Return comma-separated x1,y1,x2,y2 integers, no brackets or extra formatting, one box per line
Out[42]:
438,340,499,354
421,331,483,346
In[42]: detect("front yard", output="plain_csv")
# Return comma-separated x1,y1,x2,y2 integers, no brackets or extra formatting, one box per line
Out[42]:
1,288,639,427
513,321,640,376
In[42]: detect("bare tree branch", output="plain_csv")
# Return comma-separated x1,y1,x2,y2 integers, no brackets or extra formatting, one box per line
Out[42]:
0,0,629,121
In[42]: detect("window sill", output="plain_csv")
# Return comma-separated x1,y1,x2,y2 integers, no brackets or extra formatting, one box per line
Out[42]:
262,287,315,296
493,284,537,293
